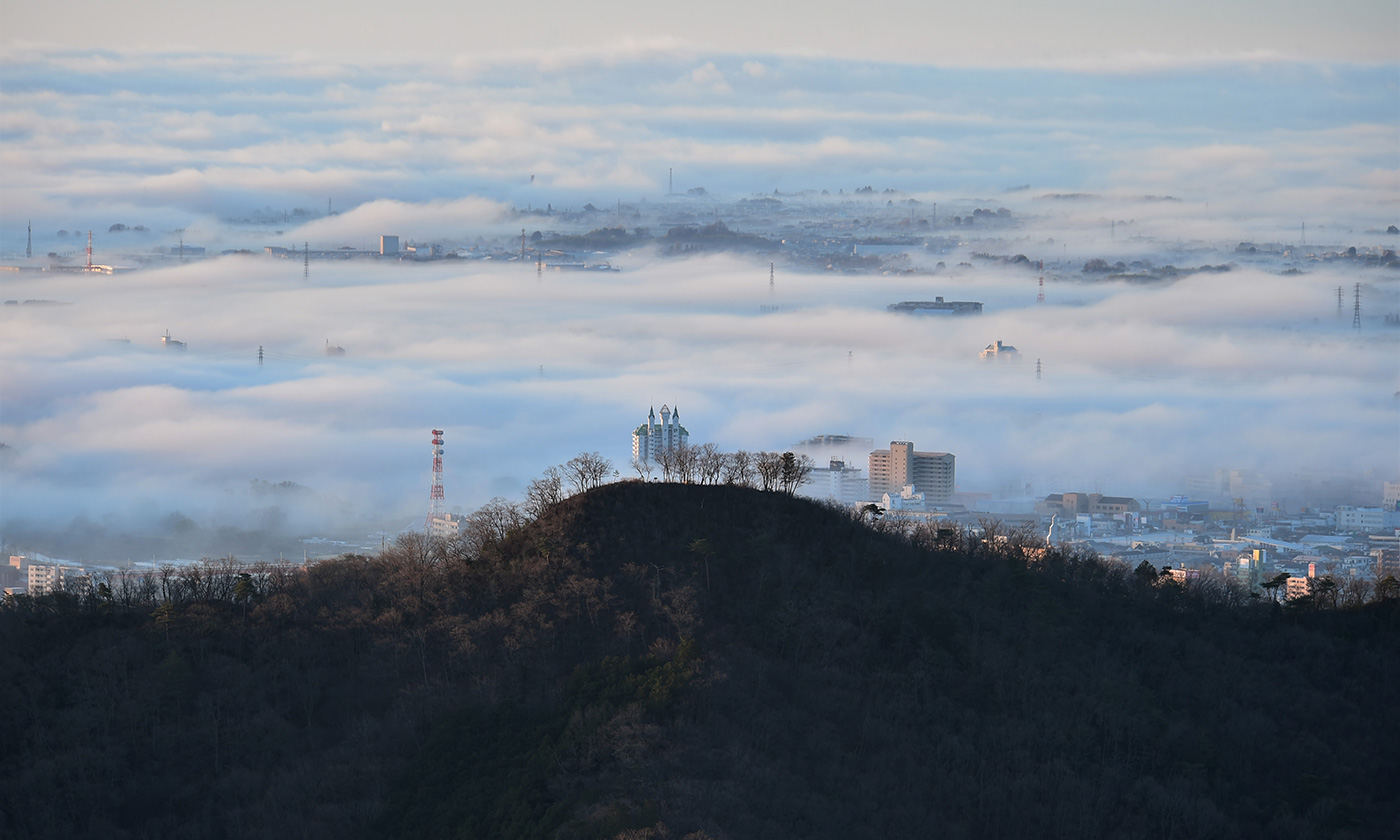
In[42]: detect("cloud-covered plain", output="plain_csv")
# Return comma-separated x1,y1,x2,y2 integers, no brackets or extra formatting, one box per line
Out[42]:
1,46,1396,558
2,49,1397,252
2,245,1395,550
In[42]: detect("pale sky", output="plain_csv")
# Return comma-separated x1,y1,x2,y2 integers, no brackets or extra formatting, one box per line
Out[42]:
4,0,1398,66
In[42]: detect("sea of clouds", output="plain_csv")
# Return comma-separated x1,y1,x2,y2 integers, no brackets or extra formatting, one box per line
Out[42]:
1,47,1396,556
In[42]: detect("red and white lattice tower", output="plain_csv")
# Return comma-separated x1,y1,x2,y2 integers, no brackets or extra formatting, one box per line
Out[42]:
1036,260,1045,305
427,429,445,526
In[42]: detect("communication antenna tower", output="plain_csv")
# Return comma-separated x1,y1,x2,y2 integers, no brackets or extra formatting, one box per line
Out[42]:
1301,221,1306,246
1353,282,1361,330
1037,260,1045,305
26,220,31,258
86,230,93,271
427,429,446,527
303,242,309,280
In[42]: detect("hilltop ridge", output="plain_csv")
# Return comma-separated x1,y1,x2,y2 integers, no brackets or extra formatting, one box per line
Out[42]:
2,482,1397,840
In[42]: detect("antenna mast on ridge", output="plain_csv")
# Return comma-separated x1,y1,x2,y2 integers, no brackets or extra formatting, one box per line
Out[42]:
427,429,446,528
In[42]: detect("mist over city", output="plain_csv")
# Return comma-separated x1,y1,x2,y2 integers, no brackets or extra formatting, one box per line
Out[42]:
2,3,1399,837
2,42,1395,560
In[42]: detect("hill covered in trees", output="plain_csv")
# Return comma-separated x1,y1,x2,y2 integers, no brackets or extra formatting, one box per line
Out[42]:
2,482,1397,839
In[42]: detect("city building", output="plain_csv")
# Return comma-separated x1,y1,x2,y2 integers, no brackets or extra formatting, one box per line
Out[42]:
1335,506,1400,533
1383,482,1400,512
26,564,91,598
868,442,955,504
380,235,399,256
979,339,1018,360
1229,549,1267,593
632,405,689,464
1035,492,1142,518
428,513,466,540
803,459,869,505
1372,548,1400,580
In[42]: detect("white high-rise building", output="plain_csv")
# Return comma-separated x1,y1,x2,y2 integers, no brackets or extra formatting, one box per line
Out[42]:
633,404,689,464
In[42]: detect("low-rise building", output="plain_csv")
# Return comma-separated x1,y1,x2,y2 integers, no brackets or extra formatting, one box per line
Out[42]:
1336,506,1400,533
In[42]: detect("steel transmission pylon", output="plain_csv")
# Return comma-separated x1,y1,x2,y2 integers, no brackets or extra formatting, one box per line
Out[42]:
427,429,446,527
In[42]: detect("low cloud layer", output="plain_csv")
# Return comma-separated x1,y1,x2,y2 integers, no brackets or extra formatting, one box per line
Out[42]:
2,49,1397,256
1,47,1396,558
2,242,1396,553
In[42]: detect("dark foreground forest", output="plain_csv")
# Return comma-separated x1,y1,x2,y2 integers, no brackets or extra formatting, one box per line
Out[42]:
2,483,1397,839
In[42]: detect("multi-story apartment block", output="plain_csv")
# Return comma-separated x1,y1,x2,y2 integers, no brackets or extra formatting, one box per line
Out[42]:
26,564,91,598
868,441,955,504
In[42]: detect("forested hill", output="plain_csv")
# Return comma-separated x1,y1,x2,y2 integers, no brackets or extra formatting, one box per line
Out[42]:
2,482,1397,840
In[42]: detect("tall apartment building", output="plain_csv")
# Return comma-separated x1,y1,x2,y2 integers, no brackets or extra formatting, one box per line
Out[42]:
868,441,955,504
1384,481,1400,512
26,564,91,598
632,405,689,464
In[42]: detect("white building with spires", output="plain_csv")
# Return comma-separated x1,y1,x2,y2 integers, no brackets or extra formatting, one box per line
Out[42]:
633,405,689,464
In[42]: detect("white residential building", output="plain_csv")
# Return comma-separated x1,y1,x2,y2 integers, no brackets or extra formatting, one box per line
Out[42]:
632,405,689,464
1336,506,1400,533
802,459,870,505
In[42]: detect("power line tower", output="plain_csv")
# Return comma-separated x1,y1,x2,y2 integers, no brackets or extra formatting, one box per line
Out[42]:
1037,260,1045,305
257,345,264,367
1337,285,1344,315
1353,282,1361,331
1036,358,1042,380
26,220,31,258
427,429,446,528
86,230,93,271
303,242,309,280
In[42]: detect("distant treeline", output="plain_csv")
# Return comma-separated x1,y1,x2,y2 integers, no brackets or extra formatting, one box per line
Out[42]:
2,482,1397,839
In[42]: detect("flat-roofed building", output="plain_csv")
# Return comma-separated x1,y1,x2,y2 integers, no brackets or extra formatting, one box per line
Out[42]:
868,441,954,504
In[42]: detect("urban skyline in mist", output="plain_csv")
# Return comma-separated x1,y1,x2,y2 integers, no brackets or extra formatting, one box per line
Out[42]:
1,8,1396,559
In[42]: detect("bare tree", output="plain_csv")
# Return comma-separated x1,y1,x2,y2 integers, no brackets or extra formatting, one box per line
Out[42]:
654,446,677,482
672,443,698,483
631,456,654,481
695,443,726,485
461,498,526,557
523,466,564,519
723,450,755,487
563,451,613,494
754,451,784,492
